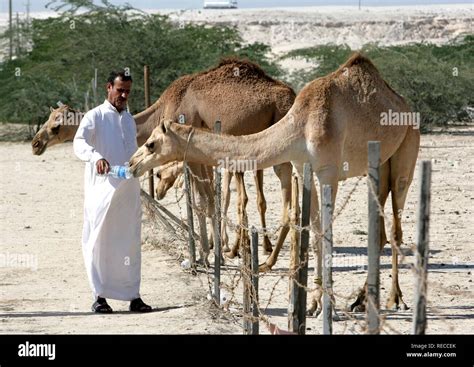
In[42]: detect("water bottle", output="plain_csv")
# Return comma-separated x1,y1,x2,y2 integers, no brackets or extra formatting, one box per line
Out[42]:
98,164,132,179
108,165,132,179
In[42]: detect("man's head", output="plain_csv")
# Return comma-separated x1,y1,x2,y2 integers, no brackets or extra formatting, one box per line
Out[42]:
107,70,132,112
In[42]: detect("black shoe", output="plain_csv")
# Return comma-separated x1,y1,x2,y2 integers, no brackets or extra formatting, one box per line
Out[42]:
91,297,113,313
129,298,152,313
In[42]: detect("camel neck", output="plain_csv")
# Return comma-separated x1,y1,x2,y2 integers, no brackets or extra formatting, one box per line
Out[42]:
134,102,159,125
176,115,304,170
134,100,162,146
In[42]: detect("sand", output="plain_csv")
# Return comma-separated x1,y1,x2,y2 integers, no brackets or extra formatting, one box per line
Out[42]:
1,126,473,334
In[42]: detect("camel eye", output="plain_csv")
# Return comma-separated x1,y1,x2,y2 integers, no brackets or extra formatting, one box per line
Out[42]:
51,125,60,134
145,141,155,151
156,172,161,180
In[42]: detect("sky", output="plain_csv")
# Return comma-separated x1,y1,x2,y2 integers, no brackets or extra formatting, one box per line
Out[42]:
0,0,472,13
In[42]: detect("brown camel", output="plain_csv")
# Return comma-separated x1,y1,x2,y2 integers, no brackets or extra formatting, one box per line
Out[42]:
31,105,152,155
131,58,296,264
155,161,184,199
31,60,296,267
129,53,420,313
32,106,82,155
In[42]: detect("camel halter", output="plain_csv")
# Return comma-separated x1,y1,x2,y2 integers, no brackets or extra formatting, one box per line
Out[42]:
182,127,195,163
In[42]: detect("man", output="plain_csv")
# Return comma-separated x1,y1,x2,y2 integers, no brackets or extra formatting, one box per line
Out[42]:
73,70,151,313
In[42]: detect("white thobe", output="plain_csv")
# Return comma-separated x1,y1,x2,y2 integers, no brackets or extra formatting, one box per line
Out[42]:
73,100,142,301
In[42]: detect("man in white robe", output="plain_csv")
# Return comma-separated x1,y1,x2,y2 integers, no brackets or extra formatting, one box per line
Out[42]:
73,70,151,313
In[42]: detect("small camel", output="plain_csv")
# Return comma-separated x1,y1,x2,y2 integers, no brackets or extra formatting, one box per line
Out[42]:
155,161,184,200
129,53,420,312
131,58,296,263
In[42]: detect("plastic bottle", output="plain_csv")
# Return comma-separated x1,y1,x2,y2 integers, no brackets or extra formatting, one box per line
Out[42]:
109,165,132,179
98,165,132,179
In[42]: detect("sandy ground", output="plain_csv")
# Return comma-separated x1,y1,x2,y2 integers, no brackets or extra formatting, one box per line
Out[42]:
0,126,473,334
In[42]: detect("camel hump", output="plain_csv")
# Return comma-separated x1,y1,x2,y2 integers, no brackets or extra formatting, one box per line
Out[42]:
207,57,284,85
337,52,406,102
335,52,379,76
217,57,267,75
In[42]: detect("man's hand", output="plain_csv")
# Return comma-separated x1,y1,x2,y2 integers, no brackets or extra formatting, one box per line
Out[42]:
96,159,110,175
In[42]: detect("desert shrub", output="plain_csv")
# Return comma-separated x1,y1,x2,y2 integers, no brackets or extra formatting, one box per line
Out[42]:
282,37,474,130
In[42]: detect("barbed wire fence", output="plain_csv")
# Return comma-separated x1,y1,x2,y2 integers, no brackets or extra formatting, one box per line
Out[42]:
137,143,449,335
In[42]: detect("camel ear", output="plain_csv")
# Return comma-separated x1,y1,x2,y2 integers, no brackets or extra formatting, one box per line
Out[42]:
161,119,172,134
160,120,167,134
50,106,54,113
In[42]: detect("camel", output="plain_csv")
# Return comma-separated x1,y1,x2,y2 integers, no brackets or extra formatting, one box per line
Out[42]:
131,58,296,264
129,53,420,312
32,60,296,267
32,106,82,155
155,161,184,200
31,104,154,155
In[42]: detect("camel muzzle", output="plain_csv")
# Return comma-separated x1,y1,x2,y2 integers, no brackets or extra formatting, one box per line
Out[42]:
32,140,46,155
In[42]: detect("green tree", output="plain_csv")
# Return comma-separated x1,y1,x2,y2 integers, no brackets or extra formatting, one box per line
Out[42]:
0,0,282,126
280,38,474,130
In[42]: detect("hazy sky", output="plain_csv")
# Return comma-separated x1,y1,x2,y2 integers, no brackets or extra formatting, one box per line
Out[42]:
1,0,472,13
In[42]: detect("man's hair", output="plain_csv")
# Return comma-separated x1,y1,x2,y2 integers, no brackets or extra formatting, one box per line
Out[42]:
107,70,133,85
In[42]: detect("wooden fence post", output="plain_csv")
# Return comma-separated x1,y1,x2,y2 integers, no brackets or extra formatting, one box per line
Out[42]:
288,174,300,332
213,121,222,305
322,184,333,335
180,115,196,267
297,163,312,334
367,141,381,334
243,224,252,334
412,160,432,335
144,65,154,199
251,226,259,335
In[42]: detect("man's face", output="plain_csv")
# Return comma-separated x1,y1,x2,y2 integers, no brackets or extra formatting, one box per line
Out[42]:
107,77,132,112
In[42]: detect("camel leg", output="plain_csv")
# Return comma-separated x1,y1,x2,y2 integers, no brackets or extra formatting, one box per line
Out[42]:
386,128,419,310
350,129,419,312
379,161,390,247
350,160,391,312
201,165,216,253
196,202,210,266
259,162,292,272
269,161,323,316
226,172,248,258
254,169,273,255
306,165,338,317
207,217,214,250
220,170,233,253
189,164,210,266
236,172,250,257
225,172,242,259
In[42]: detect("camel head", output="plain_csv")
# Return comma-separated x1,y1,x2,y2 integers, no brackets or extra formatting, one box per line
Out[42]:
155,161,183,200
130,119,183,177
31,105,80,155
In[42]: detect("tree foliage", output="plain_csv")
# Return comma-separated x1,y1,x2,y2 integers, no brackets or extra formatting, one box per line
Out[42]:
281,37,474,130
0,0,281,125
